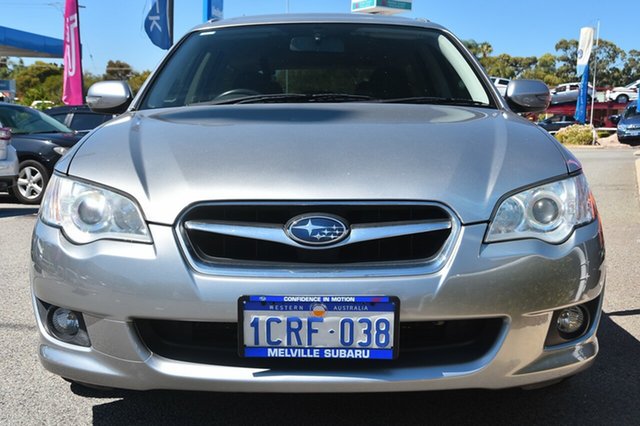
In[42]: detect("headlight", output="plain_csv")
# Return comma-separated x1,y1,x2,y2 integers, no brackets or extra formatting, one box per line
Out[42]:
41,174,152,244
53,146,68,156
485,174,595,244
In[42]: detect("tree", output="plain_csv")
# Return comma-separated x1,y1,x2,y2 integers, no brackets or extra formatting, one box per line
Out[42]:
104,60,133,80
592,39,626,87
621,50,640,84
83,72,102,96
520,53,562,86
128,70,152,94
12,61,63,105
555,38,627,86
554,39,578,82
463,39,482,58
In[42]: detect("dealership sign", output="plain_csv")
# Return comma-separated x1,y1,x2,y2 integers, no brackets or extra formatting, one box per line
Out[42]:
351,0,412,15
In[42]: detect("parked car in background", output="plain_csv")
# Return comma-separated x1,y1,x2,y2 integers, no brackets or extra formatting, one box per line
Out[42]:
615,101,640,144
31,14,604,394
605,79,640,104
45,105,116,136
0,103,82,203
537,115,577,133
490,77,510,96
551,82,593,104
0,127,18,192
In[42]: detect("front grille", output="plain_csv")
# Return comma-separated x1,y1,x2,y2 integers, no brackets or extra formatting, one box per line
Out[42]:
178,203,456,267
135,318,505,368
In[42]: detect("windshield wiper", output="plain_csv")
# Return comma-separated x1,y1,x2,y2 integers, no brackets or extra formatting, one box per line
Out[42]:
28,130,67,134
191,93,375,106
377,96,491,107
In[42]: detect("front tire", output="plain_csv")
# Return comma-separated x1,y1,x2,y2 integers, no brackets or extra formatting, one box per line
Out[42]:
10,160,49,204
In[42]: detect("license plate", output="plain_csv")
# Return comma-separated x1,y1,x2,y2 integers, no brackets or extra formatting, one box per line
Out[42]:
629,130,640,136
239,296,399,360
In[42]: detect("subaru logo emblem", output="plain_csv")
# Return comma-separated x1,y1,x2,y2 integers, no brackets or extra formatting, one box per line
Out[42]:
285,214,349,246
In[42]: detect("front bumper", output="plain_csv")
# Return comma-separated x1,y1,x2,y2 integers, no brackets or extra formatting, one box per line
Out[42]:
31,219,605,392
618,130,640,142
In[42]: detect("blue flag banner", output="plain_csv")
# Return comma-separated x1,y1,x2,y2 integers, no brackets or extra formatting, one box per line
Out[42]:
145,0,171,50
575,64,590,124
203,0,224,21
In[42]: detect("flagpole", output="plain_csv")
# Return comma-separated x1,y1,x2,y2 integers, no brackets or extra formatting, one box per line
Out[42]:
589,20,600,127
168,0,174,46
76,1,84,101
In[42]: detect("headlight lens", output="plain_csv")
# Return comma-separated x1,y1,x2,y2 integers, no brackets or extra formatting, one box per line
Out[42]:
41,174,152,244
485,174,595,244
52,146,68,156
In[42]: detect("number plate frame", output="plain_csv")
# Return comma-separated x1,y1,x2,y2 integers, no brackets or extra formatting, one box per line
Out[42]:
238,295,400,360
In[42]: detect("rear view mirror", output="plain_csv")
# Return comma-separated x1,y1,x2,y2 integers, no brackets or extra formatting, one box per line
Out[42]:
290,36,345,53
504,80,551,113
87,81,133,114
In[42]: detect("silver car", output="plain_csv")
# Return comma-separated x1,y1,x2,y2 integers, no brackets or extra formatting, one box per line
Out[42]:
31,14,605,393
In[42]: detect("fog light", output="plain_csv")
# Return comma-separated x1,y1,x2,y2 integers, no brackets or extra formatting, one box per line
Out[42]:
556,306,586,335
51,308,80,337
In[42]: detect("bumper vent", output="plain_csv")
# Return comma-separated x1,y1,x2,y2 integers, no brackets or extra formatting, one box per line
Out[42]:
135,318,504,368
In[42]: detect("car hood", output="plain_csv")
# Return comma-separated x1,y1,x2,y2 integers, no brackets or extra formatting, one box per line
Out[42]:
14,132,82,148
621,115,640,126
66,104,569,225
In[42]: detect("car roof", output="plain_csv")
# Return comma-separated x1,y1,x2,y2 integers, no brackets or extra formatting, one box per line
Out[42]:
190,13,443,33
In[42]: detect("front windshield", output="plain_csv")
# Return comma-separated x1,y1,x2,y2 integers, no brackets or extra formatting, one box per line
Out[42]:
140,23,492,109
0,105,73,135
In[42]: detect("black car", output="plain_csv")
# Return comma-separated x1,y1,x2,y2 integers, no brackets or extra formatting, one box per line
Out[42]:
537,115,577,133
0,103,82,204
45,105,115,136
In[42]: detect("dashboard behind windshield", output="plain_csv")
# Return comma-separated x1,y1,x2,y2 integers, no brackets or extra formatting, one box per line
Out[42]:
139,23,493,109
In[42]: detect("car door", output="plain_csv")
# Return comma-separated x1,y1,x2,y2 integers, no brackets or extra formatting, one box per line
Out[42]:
552,85,567,103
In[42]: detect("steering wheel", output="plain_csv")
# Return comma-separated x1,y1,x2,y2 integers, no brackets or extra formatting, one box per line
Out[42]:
214,88,261,101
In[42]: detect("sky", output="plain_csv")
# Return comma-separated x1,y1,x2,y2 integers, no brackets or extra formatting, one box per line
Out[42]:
0,0,638,75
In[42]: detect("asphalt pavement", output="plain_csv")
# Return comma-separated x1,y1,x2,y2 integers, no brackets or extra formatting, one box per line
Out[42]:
0,148,638,425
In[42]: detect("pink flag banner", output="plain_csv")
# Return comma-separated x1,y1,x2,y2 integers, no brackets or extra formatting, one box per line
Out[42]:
62,0,83,105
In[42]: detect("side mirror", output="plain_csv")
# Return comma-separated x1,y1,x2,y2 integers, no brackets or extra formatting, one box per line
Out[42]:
504,80,551,113
609,115,621,125
86,81,133,114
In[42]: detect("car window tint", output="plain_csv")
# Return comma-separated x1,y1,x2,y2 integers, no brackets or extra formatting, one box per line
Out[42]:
0,106,72,134
48,113,68,124
140,24,492,109
69,113,112,131
623,105,638,118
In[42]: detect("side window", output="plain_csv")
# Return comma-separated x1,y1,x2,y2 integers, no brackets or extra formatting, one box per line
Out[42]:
48,113,68,124
570,85,579,91
69,113,112,131
555,86,566,93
